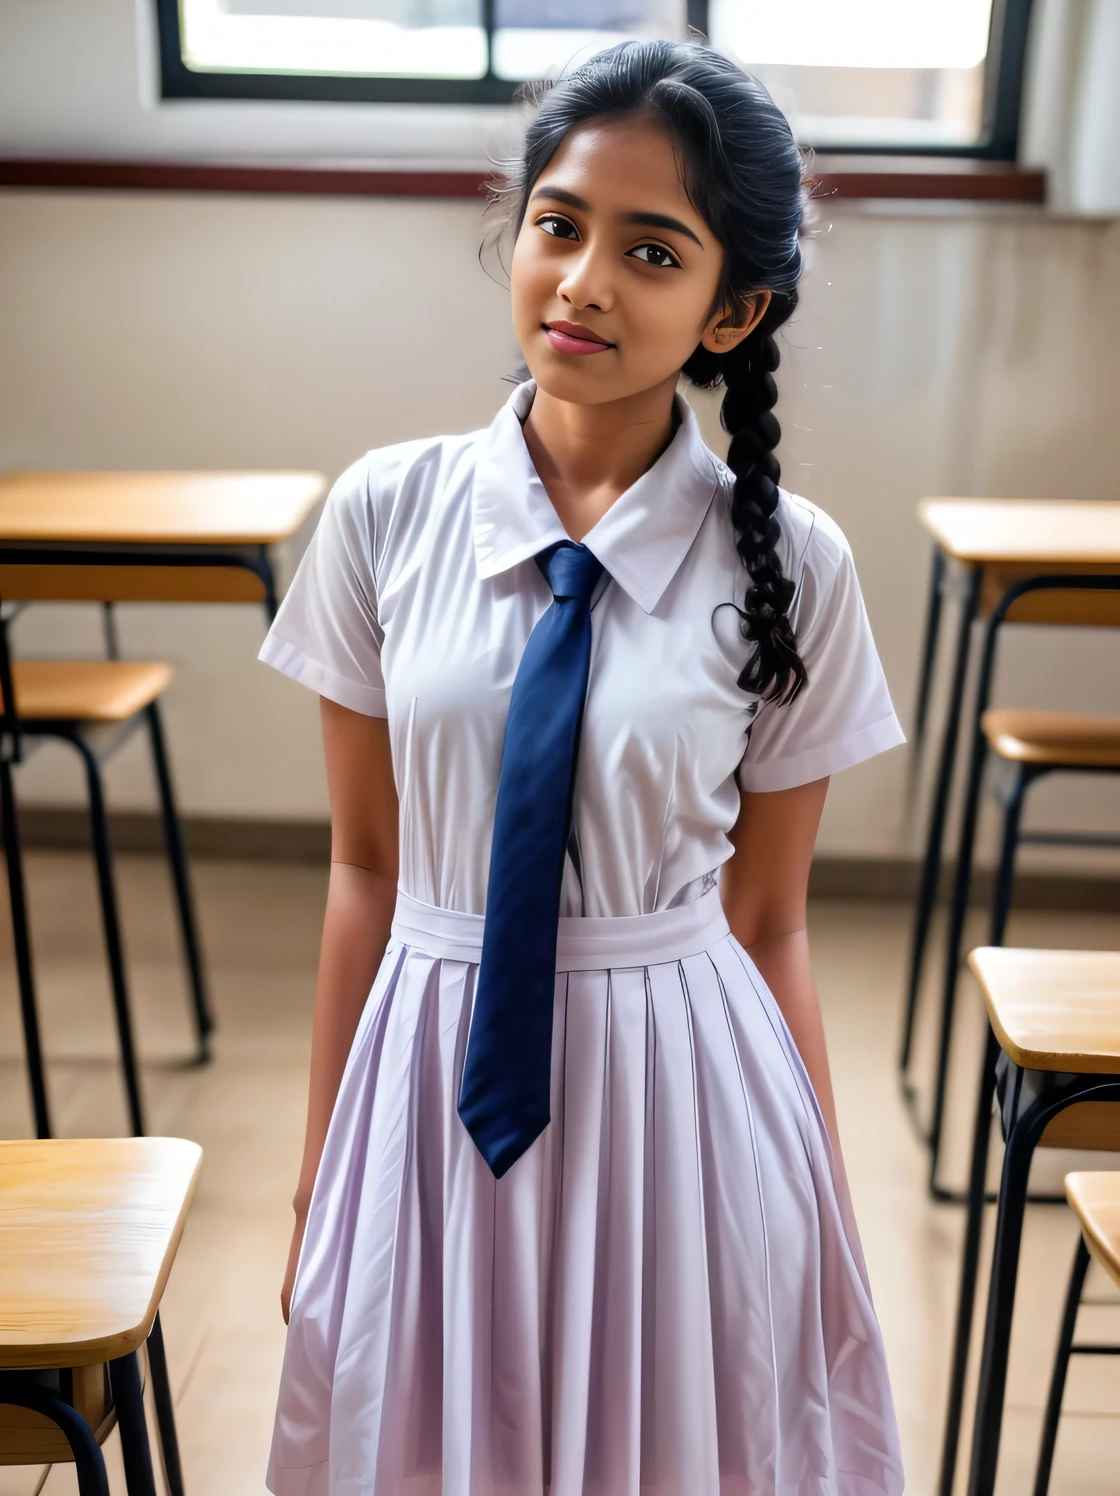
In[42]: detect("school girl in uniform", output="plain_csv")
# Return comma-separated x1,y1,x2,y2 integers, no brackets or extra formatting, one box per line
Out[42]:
260,38,906,1496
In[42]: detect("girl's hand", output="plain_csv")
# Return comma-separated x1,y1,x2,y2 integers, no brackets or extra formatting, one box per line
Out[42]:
281,1204,309,1325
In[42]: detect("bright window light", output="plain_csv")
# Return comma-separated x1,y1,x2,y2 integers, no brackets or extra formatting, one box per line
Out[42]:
180,0,488,79
708,0,996,150
712,0,994,70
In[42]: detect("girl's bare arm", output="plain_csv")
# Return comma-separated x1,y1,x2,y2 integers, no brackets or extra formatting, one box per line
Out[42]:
282,697,399,1320
719,777,842,1155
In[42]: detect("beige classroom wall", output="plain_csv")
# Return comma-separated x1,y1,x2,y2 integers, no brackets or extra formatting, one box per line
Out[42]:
1,187,1119,866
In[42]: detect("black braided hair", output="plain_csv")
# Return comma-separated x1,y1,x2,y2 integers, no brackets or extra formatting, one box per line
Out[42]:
686,295,806,704
496,39,808,706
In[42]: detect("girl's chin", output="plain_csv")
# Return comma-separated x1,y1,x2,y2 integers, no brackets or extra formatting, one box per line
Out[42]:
526,359,682,408
523,364,621,405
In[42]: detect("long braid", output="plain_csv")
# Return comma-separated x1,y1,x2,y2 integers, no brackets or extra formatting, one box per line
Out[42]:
720,296,806,704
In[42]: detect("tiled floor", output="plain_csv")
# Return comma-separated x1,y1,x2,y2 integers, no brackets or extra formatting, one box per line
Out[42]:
0,850,1117,1494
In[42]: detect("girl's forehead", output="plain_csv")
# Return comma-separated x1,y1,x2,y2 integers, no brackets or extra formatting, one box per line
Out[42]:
547,119,684,189
535,120,702,216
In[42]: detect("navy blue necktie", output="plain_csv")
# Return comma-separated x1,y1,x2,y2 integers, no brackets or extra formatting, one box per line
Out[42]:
458,540,605,1178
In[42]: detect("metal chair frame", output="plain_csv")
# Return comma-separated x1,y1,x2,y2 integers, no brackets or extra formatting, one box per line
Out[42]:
1028,1233,1120,1496
920,751,1120,1202
0,1311,186,1495
937,1037,1120,1496
0,600,213,1138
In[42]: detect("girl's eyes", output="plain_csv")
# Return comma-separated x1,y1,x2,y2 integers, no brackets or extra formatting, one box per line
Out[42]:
627,243,681,269
534,215,681,269
536,214,580,241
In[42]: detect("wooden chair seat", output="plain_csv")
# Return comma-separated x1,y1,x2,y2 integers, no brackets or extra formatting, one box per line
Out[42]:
1065,1171,1120,1291
982,708,1120,768
0,1137,201,1468
968,948,1120,1151
0,660,173,723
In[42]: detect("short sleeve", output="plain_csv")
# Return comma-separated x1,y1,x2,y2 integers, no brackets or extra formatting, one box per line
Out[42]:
736,504,905,793
258,456,387,717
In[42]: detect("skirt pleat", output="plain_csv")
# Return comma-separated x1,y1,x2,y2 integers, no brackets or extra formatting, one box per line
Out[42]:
267,932,905,1496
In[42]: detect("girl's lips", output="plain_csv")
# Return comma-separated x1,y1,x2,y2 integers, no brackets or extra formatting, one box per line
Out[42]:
543,323,614,356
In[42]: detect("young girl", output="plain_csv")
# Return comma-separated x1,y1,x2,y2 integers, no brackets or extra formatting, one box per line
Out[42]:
261,39,906,1496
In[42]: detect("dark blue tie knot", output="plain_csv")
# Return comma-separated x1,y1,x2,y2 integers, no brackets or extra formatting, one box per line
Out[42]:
540,540,603,602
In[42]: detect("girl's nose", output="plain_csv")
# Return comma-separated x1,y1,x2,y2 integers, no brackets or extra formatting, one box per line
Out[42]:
556,245,613,313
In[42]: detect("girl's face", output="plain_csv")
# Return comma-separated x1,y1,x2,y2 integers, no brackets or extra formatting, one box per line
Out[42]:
510,114,763,407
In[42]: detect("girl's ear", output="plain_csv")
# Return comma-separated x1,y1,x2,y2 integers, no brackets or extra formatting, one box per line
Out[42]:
699,290,773,355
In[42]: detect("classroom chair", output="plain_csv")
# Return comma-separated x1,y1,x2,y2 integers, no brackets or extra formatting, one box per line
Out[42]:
0,604,214,1139
1031,1170,1120,1496
918,708,1120,1198
0,1136,202,1494
937,947,1120,1496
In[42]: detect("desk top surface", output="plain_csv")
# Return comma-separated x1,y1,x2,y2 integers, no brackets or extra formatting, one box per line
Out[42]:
918,498,1120,565
0,1137,202,1367
0,470,326,546
967,948,1120,1074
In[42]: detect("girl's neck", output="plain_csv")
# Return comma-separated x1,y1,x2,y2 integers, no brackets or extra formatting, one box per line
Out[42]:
521,375,681,543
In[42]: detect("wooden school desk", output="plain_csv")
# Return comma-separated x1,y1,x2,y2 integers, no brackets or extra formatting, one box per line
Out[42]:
900,498,1120,1195
0,470,327,616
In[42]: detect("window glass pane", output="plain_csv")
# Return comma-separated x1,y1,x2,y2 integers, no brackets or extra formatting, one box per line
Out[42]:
492,0,687,83
710,0,995,148
180,0,488,80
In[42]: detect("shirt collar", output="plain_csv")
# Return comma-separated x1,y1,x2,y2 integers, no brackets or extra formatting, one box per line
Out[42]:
471,379,724,614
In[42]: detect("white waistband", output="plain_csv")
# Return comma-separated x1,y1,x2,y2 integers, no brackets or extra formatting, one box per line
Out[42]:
389,885,732,972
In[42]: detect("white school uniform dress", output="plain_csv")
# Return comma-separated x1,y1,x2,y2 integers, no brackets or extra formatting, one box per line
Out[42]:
260,379,907,1496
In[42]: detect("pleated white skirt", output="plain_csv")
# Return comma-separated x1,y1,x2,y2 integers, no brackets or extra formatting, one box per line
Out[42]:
266,888,905,1496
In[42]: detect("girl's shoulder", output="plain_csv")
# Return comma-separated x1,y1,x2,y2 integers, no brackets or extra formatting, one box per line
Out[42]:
770,488,860,596
318,426,486,580
325,427,479,523
705,442,857,592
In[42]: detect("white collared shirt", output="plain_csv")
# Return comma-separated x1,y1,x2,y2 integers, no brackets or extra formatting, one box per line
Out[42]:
260,381,904,917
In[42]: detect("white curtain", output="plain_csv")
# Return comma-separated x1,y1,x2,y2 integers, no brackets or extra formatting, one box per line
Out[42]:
1021,0,1120,213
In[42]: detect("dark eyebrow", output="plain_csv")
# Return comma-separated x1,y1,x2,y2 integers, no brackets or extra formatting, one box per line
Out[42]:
529,184,590,212
529,183,705,249
622,211,704,248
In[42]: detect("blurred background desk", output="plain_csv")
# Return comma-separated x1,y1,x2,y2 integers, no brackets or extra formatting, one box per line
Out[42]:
0,470,326,616
901,497,1120,1191
0,469,325,1139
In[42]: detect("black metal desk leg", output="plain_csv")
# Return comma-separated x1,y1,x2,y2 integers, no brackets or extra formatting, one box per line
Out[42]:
146,702,213,1062
148,1310,186,1496
928,731,990,1194
928,593,1010,1195
0,756,50,1136
938,1025,999,1496
260,545,279,622
989,766,1030,948
110,1350,159,1496
75,738,145,1136
1032,1236,1091,1496
912,545,946,760
965,1094,1044,1496
900,565,982,1079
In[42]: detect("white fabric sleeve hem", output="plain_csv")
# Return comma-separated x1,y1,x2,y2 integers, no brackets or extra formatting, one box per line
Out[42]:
259,633,388,718
737,712,906,794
